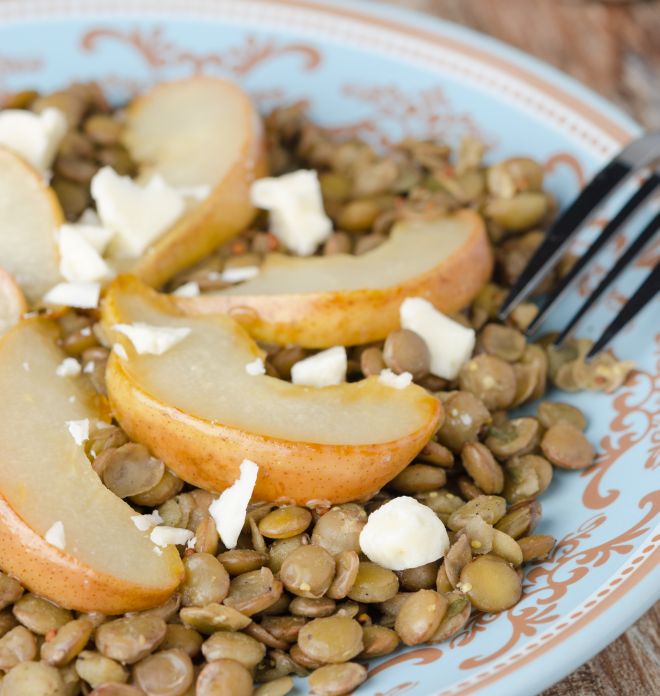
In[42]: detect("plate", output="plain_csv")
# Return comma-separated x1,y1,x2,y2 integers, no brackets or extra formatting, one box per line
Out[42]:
0,1,658,694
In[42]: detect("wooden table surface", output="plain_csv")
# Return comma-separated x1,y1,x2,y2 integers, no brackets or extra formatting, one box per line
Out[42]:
379,1,660,694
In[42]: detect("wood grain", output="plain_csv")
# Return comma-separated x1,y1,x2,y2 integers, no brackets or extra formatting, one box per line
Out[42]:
541,602,660,696
377,1,659,693
381,0,660,129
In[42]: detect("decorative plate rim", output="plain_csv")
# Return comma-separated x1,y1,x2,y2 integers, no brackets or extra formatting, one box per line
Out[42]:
0,2,657,695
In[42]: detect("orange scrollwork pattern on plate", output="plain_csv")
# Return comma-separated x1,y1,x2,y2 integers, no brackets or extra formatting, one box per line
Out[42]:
374,683,420,696
582,348,660,509
80,27,321,77
0,54,43,102
369,647,443,679
328,83,494,148
543,152,586,189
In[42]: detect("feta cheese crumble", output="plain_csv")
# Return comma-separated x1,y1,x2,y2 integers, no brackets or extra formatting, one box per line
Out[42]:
57,224,113,283
78,208,102,226
91,167,186,258
77,224,115,254
131,511,164,532
400,297,475,380
172,281,200,298
221,266,260,284
55,357,81,378
291,346,347,388
113,344,128,360
251,170,332,256
113,322,191,355
44,521,66,550
208,459,259,549
43,282,101,309
0,108,67,174
378,368,413,389
150,525,195,547
65,419,89,446
245,357,266,376
359,496,450,570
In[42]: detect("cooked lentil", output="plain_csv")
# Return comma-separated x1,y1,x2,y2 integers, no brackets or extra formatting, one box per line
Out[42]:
133,648,194,696
196,658,253,696
297,616,363,663
308,662,368,695
201,631,266,670
181,553,230,607
394,589,448,645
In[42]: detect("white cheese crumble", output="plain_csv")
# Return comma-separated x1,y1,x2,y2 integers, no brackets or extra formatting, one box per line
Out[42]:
79,208,102,226
221,266,260,284
245,357,266,376
57,224,112,284
359,496,450,570
43,282,101,309
0,108,67,174
131,511,164,532
91,167,186,258
44,521,66,550
55,357,81,378
172,281,200,298
400,297,475,380
291,346,347,388
69,221,114,253
22,362,30,372
113,344,129,360
113,322,191,355
208,459,259,549
150,525,195,547
66,419,89,446
250,170,332,256
378,368,413,389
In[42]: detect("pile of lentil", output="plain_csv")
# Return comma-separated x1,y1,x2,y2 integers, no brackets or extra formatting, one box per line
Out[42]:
0,84,635,696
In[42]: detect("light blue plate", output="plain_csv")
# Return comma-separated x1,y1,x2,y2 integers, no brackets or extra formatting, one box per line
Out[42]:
1,1,657,694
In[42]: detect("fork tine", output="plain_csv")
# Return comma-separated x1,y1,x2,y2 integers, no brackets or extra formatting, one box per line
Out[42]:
497,158,631,318
498,132,660,320
554,209,660,346
586,264,660,359
526,172,660,334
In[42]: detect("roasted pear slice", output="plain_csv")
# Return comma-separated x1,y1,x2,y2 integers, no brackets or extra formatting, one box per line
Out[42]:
0,318,182,612
172,210,492,347
121,76,267,286
0,146,63,303
102,277,442,504
0,268,27,337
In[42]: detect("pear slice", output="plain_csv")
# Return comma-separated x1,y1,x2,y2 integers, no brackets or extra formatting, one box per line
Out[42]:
172,209,492,348
102,277,442,504
0,146,63,304
121,76,267,287
0,268,27,337
0,318,182,612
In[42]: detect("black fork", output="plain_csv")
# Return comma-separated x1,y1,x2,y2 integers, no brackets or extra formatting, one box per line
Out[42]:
498,131,660,354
